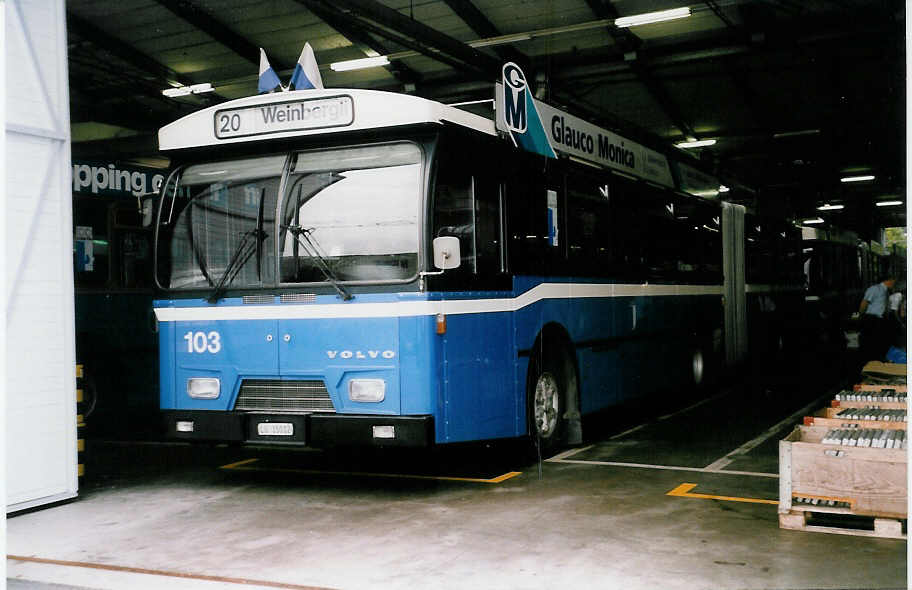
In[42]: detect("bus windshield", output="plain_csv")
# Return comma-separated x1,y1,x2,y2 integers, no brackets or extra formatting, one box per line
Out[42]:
279,143,421,283
156,142,422,291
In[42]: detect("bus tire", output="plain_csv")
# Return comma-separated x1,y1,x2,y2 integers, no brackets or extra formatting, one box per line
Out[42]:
526,349,567,456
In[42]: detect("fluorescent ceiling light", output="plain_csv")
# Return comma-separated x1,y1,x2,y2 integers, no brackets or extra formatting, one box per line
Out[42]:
189,83,214,94
803,218,825,225
675,139,716,149
817,204,844,211
162,83,215,97
840,175,875,183
876,200,903,207
718,185,730,193
773,129,820,138
615,7,691,28
162,87,192,97
330,56,390,72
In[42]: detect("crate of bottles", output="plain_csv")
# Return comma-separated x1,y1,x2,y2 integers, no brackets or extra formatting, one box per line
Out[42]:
779,424,907,520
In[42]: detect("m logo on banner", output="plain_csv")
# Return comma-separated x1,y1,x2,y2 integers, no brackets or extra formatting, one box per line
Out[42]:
502,63,528,133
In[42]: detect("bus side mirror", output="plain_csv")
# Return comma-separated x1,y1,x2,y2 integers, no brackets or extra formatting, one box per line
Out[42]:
433,236,461,270
138,195,156,228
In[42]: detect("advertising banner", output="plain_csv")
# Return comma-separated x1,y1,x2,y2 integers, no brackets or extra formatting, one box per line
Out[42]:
496,63,674,188
72,160,165,198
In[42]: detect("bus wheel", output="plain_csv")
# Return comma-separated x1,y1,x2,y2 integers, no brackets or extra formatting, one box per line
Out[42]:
527,353,566,455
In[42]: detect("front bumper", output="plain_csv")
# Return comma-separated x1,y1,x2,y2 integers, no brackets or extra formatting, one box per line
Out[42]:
162,410,434,448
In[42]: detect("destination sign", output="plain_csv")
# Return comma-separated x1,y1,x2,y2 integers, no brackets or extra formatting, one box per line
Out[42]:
214,95,354,140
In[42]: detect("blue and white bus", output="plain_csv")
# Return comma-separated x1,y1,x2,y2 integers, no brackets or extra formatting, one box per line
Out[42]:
152,73,762,452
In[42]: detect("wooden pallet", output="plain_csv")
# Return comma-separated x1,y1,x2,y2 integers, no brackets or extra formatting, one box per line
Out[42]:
779,509,905,539
779,425,907,530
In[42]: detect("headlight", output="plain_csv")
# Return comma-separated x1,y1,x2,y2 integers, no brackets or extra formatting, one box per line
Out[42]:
187,377,220,399
349,379,385,402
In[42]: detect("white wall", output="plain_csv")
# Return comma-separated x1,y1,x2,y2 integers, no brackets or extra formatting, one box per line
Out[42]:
5,0,77,512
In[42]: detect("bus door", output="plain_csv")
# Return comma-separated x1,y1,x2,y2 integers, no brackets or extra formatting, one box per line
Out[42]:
433,168,514,442
565,175,621,411
162,156,285,404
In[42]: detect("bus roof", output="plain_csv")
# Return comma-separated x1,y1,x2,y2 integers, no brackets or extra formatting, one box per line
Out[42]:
158,89,496,152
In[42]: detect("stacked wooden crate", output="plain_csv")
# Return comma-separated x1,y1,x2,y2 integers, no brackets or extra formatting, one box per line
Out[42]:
779,379,907,539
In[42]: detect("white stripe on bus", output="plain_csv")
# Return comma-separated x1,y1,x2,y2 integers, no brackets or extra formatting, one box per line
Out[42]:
154,282,723,322
744,283,804,294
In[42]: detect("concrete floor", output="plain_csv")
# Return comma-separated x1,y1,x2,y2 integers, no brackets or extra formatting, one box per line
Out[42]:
7,365,908,590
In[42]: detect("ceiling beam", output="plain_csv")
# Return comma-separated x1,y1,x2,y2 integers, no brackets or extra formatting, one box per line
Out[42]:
441,0,528,67
704,0,735,28
307,1,485,76
301,1,421,85
307,0,502,78
583,0,698,139
153,0,285,70
67,10,225,106
68,12,191,89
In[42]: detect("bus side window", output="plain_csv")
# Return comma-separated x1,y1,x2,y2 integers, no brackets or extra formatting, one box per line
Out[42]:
567,175,611,276
473,173,504,275
433,173,477,272
610,180,646,281
676,197,722,283
505,165,552,274
641,190,682,281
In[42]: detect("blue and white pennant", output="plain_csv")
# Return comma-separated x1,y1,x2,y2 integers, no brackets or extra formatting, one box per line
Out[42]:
258,43,324,94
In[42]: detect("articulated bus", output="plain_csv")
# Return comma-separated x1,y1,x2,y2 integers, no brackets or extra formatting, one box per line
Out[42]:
151,79,792,451
802,229,905,354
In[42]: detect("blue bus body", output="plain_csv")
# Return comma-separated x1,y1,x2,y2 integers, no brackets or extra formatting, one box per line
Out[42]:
157,279,721,445
152,87,737,449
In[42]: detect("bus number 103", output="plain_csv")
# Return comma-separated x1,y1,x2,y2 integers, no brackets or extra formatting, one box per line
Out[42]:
183,331,222,354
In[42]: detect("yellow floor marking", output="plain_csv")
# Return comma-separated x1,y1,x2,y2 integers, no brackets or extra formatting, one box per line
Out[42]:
8,555,339,590
219,457,522,484
219,457,260,470
667,483,778,505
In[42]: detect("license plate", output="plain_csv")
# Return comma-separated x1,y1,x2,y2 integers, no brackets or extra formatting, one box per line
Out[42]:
257,422,294,436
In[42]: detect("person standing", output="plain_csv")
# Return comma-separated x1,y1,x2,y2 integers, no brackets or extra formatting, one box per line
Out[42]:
889,286,905,347
859,275,896,362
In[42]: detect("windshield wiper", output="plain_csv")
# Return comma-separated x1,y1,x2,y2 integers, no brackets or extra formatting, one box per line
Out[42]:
207,227,266,303
287,225,353,301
